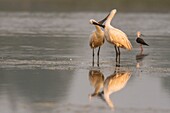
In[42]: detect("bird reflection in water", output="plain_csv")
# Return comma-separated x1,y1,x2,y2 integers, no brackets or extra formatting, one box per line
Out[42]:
88,67,132,109
103,67,131,109
136,52,149,68
88,69,105,100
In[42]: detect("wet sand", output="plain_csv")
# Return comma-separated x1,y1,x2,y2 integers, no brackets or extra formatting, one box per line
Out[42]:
0,12,170,113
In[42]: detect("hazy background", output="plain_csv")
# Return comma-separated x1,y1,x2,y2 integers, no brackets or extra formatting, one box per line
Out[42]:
0,0,170,12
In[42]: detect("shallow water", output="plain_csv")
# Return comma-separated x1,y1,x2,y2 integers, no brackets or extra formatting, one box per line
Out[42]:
0,12,170,113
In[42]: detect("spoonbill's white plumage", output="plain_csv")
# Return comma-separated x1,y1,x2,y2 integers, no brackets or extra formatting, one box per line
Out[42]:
89,16,108,66
93,9,132,66
104,9,132,66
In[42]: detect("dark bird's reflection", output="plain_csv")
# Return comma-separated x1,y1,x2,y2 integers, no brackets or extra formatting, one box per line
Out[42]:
136,52,149,68
88,67,132,109
88,69,104,99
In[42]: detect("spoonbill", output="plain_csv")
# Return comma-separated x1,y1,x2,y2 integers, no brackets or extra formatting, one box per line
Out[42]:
91,9,132,66
89,16,108,67
136,31,149,52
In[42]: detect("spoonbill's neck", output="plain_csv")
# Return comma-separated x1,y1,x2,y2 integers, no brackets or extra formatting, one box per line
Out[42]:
105,9,117,27
95,25,102,32
105,11,116,26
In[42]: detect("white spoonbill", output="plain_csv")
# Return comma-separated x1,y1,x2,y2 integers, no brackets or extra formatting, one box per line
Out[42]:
89,16,108,67
92,9,133,66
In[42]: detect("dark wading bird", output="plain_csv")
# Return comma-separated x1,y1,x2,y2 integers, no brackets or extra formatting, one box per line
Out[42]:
91,9,132,67
136,31,149,52
89,15,108,67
